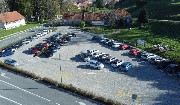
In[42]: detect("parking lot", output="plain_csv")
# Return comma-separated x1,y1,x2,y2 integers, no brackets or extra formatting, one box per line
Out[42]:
0,26,180,105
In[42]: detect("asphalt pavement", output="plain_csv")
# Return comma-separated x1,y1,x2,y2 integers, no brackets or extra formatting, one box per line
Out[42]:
0,67,102,105
0,26,44,49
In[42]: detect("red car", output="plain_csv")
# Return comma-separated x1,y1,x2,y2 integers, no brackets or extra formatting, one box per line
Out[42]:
119,44,129,50
129,49,140,55
31,47,40,54
42,43,49,48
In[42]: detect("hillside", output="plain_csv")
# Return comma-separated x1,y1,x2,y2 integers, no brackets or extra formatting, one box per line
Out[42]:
121,0,180,21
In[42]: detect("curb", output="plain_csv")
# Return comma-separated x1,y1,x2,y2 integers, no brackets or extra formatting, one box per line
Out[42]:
0,26,42,42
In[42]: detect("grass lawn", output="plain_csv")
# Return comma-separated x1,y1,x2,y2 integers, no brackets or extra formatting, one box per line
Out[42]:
126,1,180,21
0,23,40,40
83,21,180,64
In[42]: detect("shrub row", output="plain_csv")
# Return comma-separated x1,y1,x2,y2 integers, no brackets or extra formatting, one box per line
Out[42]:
0,62,125,105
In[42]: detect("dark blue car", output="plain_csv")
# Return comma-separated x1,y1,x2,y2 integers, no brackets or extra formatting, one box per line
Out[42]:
0,50,14,57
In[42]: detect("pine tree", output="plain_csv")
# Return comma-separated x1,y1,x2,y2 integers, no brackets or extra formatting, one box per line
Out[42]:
137,9,148,26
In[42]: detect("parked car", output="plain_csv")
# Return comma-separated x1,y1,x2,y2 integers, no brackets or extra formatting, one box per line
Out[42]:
32,35,39,39
119,62,133,71
42,43,49,48
155,59,174,69
141,53,157,60
137,51,148,58
104,57,117,64
0,50,14,57
148,56,165,64
71,33,76,37
91,35,104,41
30,47,40,54
106,39,115,46
100,38,109,43
165,64,180,73
4,58,19,66
119,44,129,50
86,60,104,69
112,42,122,48
49,46,58,53
36,33,43,37
79,52,91,62
92,52,104,59
44,50,53,57
98,54,111,61
111,59,123,68
129,49,140,55
87,49,99,56
22,39,31,45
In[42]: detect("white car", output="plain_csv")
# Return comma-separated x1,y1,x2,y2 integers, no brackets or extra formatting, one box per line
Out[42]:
92,52,104,59
111,59,124,68
4,58,19,66
42,29,49,35
100,38,108,43
36,33,43,37
141,53,157,60
87,49,99,56
86,60,104,69
22,39,31,45
112,42,122,48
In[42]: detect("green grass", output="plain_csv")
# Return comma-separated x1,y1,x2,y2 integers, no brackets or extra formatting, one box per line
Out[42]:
83,21,180,64
126,1,180,21
0,23,40,40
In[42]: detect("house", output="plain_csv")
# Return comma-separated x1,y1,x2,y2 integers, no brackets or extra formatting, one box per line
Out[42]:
63,12,106,26
74,0,93,9
62,8,131,26
113,8,132,23
0,11,26,30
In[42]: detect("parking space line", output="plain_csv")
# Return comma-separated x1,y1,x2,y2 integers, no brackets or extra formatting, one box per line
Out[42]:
0,94,22,105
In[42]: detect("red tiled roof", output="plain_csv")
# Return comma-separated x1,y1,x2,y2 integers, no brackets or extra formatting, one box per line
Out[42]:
63,12,82,20
63,12,106,21
84,12,106,21
0,11,25,23
114,8,130,16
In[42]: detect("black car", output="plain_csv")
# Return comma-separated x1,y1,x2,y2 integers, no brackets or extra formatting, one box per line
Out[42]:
91,35,104,41
98,54,111,61
165,64,180,73
155,60,174,69
79,52,90,62
104,57,117,64
44,50,53,57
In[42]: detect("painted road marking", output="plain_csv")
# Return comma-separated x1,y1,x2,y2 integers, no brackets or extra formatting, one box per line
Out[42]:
0,94,22,105
56,103,61,105
76,101,86,105
1,73,10,79
0,80,50,102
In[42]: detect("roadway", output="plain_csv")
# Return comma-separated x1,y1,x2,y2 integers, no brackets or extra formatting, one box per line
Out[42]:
0,67,101,105
0,26,44,49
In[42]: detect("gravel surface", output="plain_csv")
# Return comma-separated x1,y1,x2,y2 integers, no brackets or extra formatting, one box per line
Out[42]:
1,26,180,105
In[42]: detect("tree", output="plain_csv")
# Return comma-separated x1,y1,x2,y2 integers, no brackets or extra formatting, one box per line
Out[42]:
80,21,85,29
94,0,104,8
136,0,149,7
0,1,10,13
137,9,148,26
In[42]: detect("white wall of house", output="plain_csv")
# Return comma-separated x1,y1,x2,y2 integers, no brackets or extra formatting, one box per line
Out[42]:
3,19,26,30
